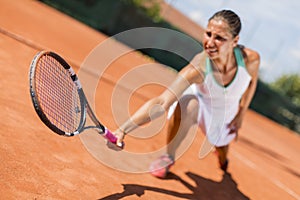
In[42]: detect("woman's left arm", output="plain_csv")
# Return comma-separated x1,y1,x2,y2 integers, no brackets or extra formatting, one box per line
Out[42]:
228,48,260,133
239,48,260,116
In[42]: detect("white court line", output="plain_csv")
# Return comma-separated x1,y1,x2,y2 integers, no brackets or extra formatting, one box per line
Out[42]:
273,180,300,200
232,151,300,200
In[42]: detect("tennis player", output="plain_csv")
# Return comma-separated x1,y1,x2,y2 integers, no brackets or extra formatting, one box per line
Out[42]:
114,10,260,178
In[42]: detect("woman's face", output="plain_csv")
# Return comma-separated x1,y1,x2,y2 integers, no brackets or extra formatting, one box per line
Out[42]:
203,19,239,60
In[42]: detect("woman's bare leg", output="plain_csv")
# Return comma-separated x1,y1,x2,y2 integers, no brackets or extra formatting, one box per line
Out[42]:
166,95,199,158
215,145,229,171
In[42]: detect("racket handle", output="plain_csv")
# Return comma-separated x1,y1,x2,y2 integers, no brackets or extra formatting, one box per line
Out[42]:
104,129,124,149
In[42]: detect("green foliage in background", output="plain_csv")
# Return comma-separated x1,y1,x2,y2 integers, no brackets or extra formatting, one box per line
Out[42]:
122,0,161,21
269,74,300,107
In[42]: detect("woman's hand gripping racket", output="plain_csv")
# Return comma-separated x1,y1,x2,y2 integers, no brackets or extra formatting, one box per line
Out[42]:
29,51,124,150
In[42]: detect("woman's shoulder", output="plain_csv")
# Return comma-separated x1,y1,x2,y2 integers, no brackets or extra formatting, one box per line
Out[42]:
189,51,207,71
244,47,260,62
238,45,260,61
241,46,260,75
179,52,207,84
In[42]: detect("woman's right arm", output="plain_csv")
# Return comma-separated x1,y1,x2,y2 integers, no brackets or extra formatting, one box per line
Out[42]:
114,52,206,145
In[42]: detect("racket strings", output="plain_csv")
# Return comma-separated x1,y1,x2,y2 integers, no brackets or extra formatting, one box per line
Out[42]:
35,55,81,133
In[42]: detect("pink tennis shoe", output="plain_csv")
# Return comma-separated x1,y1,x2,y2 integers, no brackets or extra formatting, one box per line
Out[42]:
149,154,174,178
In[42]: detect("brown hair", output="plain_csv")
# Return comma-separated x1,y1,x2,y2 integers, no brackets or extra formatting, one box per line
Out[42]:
209,10,242,38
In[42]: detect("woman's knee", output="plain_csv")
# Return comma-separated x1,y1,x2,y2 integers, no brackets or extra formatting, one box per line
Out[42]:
216,145,229,154
179,95,199,120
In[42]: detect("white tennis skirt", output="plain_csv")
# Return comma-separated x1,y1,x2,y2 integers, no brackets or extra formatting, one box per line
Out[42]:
167,84,237,147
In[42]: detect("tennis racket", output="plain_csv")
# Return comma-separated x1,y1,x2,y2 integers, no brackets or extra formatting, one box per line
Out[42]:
29,51,124,149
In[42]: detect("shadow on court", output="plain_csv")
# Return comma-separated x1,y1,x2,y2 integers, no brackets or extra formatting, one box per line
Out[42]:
99,172,249,200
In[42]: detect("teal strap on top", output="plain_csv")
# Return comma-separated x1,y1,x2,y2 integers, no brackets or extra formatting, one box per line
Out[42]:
234,47,246,68
205,58,211,75
205,47,245,74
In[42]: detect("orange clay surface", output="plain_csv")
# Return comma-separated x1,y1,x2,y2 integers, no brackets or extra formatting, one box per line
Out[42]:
0,1,300,199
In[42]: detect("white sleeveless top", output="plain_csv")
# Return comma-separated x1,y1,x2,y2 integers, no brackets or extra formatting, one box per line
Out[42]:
197,47,252,146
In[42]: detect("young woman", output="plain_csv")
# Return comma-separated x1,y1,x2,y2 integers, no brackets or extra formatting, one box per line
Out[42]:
113,10,260,177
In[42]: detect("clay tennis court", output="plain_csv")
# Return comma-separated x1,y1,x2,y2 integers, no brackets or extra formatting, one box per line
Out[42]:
1,1,300,199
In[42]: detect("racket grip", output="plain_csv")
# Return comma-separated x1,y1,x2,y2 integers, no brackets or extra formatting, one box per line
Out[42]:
104,129,124,149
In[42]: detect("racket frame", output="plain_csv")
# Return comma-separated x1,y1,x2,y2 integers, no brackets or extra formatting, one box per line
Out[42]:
29,51,105,137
